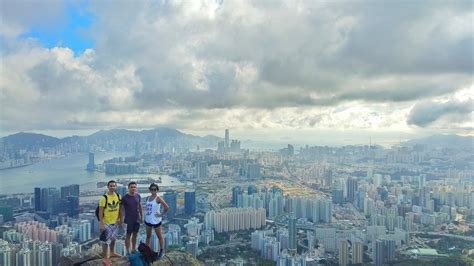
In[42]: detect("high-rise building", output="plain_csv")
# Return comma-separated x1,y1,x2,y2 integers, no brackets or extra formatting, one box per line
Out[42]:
65,196,80,217
34,188,41,212
352,241,363,264
205,208,266,233
225,129,229,150
247,163,261,179
195,161,208,179
185,190,196,215
0,240,13,266
230,140,241,153
374,239,384,266
324,168,333,187
232,186,242,207
319,199,332,223
347,177,358,203
383,238,396,263
16,248,32,266
288,215,297,254
248,185,258,195
374,238,396,266
86,152,95,171
60,184,80,199
46,188,60,214
164,191,178,220
339,240,349,266
332,189,344,205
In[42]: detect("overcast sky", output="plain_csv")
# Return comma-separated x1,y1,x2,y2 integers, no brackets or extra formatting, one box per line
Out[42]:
0,0,472,144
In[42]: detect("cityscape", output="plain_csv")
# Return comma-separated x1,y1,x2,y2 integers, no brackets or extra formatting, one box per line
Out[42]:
1,0,473,266
0,129,473,265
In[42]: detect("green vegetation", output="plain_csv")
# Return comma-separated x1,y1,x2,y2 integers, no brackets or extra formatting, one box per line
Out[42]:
425,237,473,255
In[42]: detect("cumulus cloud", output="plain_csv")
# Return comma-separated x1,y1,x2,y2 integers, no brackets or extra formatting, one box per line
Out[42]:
0,0,472,135
408,99,474,127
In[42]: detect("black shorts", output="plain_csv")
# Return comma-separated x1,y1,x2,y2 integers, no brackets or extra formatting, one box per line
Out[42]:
145,221,162,228
126,222,140,234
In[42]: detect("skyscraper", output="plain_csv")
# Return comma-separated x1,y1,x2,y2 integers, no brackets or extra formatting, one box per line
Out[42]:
319,199,332,223
225,129,229,150
164,191,178,219
374,239,384,266
34,188,41,212
288,215,297,254
383,238,396,263
86,152,95,171
332,189,344,205
347,177,358,203
185,190,196,215
352,241,363,264
339,240,349,266
195,161,208,179
247,163,261,179
232,186,242,207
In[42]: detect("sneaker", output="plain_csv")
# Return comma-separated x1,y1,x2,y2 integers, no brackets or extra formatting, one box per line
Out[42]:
157,249,164,260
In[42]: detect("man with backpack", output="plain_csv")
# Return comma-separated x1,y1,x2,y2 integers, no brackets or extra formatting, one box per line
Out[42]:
120,181,143,255
98,180,122,266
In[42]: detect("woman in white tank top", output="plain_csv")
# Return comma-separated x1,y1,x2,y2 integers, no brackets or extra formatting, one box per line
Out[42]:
145,183,169,259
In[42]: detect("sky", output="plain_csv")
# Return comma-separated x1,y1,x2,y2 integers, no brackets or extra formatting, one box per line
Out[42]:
0,0,472,145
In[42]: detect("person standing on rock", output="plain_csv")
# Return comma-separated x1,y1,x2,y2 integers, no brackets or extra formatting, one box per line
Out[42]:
98,180,122,266
120,181,143,255
144,183,169,260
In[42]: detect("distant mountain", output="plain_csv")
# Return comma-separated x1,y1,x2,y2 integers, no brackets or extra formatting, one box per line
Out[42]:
403,134,473,150
0,127,221,152
0,132,61,150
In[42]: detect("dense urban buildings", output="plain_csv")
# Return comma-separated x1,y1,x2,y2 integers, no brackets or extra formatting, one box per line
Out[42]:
0,129,473,265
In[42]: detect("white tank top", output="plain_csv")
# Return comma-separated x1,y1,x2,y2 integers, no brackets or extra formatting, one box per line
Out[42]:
145,196,162,224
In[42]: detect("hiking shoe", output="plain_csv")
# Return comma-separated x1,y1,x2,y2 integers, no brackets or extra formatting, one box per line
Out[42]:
157,249,164,260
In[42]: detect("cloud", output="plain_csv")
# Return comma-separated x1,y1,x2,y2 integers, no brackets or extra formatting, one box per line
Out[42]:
407,99,474,127
0,0,472,135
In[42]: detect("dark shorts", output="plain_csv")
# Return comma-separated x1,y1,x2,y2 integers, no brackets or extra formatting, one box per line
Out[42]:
145,221,162,228
126,222,140,234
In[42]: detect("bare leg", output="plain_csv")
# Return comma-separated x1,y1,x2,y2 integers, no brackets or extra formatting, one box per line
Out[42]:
131,232,138,252
110,239,120,257
102,243,111,265
155,227,164,251
145,225,152,248
125,233,131,254
102,243,109,259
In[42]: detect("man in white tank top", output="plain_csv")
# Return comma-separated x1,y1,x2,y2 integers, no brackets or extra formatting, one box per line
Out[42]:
145,183,169,259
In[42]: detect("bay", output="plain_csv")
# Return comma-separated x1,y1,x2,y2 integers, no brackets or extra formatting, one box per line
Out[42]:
0,152,184,195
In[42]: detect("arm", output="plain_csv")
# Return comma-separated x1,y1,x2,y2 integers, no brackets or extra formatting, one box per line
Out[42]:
117,202,122,225
120,204,125,224
138,198,144,223
99,206,105,231
157,196,169,215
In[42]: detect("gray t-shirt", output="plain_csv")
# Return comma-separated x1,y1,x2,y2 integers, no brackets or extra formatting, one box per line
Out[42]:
121,193,141,224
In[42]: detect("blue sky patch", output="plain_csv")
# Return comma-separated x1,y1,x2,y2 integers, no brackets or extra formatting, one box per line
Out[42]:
19,1,95,54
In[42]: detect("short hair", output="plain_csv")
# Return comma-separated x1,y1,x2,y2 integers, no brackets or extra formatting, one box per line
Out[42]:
128,181,137,187
149,183,159,191
107,180,116,187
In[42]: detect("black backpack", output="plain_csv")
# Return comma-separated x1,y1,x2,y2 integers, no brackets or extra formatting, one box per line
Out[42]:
95,193,121,221
138,242,158,264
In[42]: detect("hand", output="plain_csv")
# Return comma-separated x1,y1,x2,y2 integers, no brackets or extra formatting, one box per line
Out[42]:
100,223,105,232
139,217,144,224
155,213,163,218
117,219,123,227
